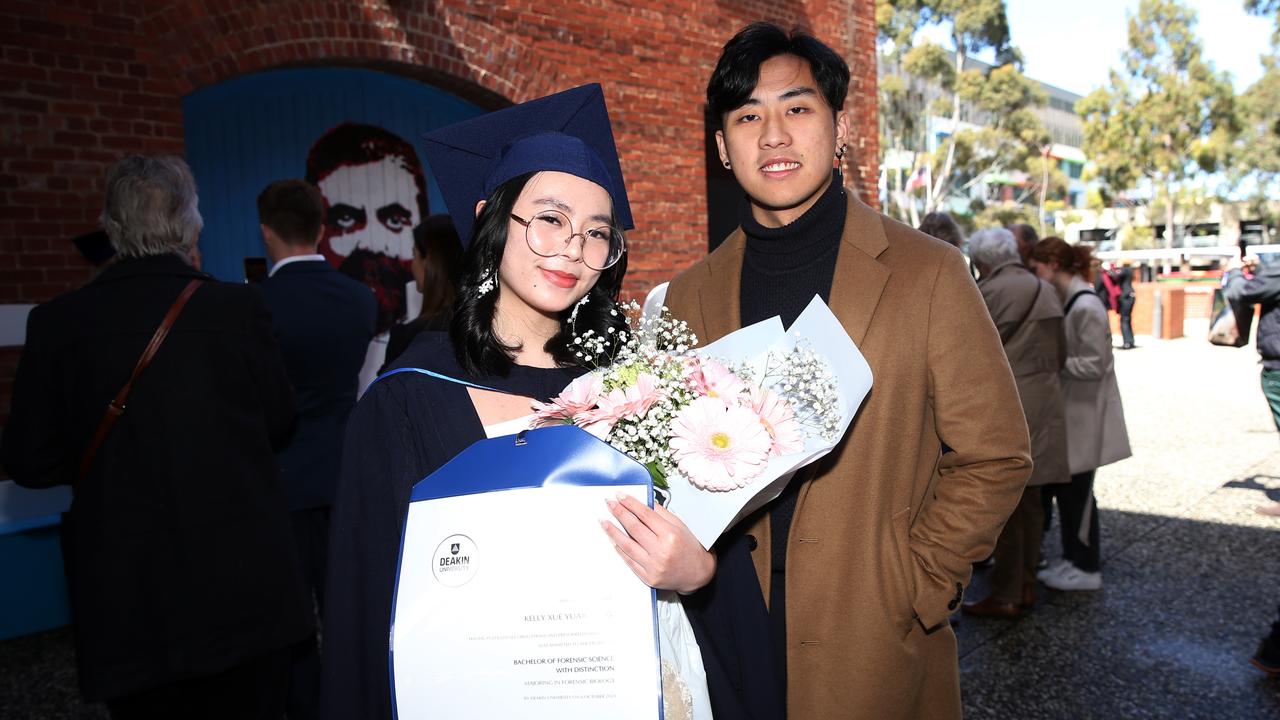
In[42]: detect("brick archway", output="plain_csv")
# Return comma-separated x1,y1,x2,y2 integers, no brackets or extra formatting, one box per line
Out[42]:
141,1,562,110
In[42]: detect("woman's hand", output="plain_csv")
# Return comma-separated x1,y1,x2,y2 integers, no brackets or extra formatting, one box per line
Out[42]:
602,493,715,594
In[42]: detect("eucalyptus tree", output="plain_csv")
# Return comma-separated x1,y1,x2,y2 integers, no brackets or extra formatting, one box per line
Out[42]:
876,0,1048,224
1240,0,1280,207
1077,0,1238,251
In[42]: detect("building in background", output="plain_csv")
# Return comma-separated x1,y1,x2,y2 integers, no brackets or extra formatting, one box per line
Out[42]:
880,55,1091,221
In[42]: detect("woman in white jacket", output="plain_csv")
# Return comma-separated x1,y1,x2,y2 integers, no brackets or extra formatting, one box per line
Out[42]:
1027,237,1131,591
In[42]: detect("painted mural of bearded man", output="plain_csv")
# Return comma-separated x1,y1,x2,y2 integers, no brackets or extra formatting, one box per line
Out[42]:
305,123,429,386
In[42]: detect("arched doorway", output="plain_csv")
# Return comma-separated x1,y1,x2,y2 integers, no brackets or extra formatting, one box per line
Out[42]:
184,67,490,385
183,66,487,283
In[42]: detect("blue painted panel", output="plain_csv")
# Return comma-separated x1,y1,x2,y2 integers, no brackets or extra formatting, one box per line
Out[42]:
182,68,485,283
0,526,70,641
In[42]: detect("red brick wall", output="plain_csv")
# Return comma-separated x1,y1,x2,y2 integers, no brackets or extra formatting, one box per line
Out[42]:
0,0,880,431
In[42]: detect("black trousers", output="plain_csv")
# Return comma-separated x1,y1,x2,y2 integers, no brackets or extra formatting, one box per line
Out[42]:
287,506,330,720
1044,470,1101,573
106,647,290,720
1118,295,1135,347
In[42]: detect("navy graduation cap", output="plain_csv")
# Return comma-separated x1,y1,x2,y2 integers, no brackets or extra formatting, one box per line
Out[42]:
421,83,632,246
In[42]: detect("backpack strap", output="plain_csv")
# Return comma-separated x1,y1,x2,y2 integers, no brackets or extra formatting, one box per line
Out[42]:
999,281,1043,346
1064,289,1104,316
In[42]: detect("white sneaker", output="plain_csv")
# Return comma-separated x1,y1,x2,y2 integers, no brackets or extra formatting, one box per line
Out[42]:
1042,564,1102,591
1036,559,1071,583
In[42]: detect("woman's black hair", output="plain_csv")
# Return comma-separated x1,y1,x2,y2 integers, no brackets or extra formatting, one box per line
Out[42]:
413,214,463,320
706,22,850,128
450,172,629,377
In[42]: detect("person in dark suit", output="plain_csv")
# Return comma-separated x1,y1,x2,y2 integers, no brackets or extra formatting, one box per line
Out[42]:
1115,262,1137,349
1,155,312,719
256,179,376,720
380,214,461,371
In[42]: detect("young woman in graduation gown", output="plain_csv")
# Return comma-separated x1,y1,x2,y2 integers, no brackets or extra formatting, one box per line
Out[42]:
318,86,777,720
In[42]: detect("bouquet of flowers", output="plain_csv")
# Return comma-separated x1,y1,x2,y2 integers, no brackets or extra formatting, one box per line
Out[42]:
532,297,871,545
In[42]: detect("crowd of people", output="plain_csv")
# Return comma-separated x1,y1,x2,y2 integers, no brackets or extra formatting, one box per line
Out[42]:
914,218,1133,616
4,16,1276,720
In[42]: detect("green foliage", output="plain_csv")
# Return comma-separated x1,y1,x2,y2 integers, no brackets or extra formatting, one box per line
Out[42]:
877,0,1048,223
1078,0,1240,246
1123,225,1157,250
1236,0,1280,197
1086,187,1110,210
974,202,1037,229
903,42,954,89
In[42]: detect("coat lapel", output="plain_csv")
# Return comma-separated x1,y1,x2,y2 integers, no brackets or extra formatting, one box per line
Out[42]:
826,193,890,347
695,228,747,341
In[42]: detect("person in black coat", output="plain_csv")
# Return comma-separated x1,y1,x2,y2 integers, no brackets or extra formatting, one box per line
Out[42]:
1115,262,1137,349
0,155,312,718
256,179,376,719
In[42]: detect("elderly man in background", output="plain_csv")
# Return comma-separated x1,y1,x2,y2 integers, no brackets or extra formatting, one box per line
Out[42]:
962,227,1069,618
1,155,312,718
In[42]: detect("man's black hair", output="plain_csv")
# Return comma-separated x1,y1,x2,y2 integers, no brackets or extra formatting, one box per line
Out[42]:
706,22,850,127
257,179,325,245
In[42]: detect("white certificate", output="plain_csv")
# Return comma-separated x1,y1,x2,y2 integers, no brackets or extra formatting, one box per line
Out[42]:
390,429,660,719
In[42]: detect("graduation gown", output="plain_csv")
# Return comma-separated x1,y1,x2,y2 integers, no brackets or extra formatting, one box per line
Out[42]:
319,331,779,719
319,332,579,719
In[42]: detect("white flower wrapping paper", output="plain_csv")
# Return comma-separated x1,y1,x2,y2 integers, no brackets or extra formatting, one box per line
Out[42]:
664,296,872,548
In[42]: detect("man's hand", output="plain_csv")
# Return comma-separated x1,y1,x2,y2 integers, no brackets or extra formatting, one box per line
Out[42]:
602,493,715,594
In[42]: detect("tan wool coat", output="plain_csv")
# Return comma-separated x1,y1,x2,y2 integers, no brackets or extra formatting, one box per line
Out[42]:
978,260,1070,487
665,192,1032,720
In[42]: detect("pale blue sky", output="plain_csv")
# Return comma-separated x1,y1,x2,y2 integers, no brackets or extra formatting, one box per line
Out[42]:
917,0,1274,97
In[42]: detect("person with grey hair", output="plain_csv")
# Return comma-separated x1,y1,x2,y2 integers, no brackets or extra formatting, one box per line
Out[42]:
961,226,1069,618
969,227,1023,272
2,155,312,717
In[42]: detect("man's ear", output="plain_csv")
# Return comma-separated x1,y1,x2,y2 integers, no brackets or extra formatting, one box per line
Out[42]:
475,199,487,218
715,130,730,169
312,224,325,248
834,110,850,163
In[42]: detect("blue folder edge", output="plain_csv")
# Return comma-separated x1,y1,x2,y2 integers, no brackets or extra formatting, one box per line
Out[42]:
386,423,664,720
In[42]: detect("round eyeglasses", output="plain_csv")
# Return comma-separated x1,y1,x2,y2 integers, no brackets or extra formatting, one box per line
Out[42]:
509,210,625,271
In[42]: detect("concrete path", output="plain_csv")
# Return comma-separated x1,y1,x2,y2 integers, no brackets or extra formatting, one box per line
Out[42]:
959,321,1280,719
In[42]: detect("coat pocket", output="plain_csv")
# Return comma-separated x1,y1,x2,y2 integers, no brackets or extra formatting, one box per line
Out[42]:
885,506,917,631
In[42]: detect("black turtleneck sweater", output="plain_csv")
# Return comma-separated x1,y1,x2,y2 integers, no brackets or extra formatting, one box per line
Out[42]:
738,174,846,684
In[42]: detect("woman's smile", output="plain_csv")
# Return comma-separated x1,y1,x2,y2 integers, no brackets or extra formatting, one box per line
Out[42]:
539,266,579,289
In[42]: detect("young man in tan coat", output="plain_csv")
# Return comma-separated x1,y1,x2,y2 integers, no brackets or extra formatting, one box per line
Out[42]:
666,24,1032,719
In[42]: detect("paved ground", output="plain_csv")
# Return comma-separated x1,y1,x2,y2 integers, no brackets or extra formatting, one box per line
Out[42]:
958,320,1280,719
2,321,1279,718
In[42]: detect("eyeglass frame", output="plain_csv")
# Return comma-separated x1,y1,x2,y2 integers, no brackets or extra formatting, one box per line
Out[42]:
508,210,626,271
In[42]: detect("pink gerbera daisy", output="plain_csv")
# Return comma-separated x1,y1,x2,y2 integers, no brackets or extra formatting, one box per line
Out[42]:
751,387,804,456
686,357,748,401
532,373,602,426
577,373,663,438
669,396,773,491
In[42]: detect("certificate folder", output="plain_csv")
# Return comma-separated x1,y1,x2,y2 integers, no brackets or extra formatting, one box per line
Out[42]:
390,425,662,719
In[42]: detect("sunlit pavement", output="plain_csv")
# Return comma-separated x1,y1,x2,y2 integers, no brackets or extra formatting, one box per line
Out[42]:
959,319,1280,719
